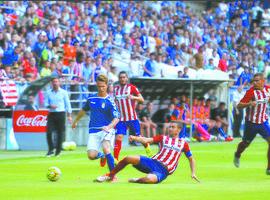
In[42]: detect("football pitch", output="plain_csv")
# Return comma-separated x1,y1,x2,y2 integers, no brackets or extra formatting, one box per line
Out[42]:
0,138,269,200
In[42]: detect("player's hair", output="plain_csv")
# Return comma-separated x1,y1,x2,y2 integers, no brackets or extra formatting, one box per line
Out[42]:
119,71,128,78
97,74,108,84
253,73,264,80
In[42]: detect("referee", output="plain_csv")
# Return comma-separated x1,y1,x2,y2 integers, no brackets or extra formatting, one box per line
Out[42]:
45,77,72,157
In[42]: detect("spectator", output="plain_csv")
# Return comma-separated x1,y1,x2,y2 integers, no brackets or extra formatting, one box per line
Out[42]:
235,66,252,86
182,67,189,78
211,102,228,134
143,52,156,77
129,53,143,77
218,53,228,72
138,102,157,137
193,46,204,70
40,60,51,78
204,58,216,70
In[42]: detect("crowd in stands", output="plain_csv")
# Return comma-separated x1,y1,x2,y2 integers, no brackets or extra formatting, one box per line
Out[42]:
0,1,269,128
0,1,269,86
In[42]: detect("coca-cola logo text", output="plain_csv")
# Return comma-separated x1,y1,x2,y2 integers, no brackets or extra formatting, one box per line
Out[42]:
16,115,47,127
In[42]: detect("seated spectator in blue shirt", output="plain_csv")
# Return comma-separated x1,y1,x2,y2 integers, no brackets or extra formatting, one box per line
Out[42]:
166,39,177,60
100,40,111,60
178,70,183,78
1,46,20,66
235,66,252,86
182,67,189,78
204,58,216,70
143,53,156,77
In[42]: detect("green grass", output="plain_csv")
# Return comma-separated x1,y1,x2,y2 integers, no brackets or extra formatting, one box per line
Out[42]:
0,138,269,200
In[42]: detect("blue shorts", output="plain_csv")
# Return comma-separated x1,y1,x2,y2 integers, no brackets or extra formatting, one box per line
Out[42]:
115,120,140,135
243,120,270,143
133,156,169,183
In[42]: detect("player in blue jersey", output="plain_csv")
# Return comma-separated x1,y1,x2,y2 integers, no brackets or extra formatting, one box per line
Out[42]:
72,74,120,176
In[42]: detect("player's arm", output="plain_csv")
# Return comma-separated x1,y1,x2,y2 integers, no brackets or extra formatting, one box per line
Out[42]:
129,93,144,103
72,109,86,129
72,98,91,129
129,85,144,103
184,143,200,182
129,135,154,145
237,90,256,109
103,117,119,132
188,156,199,181
237,101,256,109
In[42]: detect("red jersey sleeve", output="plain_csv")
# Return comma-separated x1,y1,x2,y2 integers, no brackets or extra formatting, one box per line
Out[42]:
183,141,192,158
130,84,140,96
152,135,163,144
240,88,254,103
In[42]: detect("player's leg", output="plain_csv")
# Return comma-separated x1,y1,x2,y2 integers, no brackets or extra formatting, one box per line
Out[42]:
114,121,126,161
260,121,270,174
87,133,105,161
129,156,167,184
265,137,270,175
234,121,256,167
102,130,115,171
130,120,153,157
128,174,158,184
96,155,140,182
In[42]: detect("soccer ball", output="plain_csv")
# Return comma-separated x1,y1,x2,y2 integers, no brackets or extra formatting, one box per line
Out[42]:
47,166,61,182
62,141,70,151
69,141,77,150
62,141,77,151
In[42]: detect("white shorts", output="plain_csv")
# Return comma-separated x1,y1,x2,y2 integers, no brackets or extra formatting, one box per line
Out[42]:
87,129,115,151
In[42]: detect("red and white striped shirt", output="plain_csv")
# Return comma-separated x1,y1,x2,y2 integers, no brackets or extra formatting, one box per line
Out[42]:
152,135,192,174
0,80,18,106
114,84,140,121
240,86,270,124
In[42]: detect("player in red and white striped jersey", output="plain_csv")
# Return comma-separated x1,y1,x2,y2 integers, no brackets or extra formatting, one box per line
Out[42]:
113,71,152,161
96,122,199,183
234,73,270,175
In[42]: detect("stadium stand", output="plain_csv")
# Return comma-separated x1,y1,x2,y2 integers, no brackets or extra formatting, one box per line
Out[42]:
0,1,269,142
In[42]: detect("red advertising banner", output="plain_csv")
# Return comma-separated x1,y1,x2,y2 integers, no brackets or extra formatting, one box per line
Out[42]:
13,110,48,133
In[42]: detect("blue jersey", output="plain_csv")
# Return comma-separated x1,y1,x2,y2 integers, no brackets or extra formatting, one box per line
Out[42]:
82,93,120,133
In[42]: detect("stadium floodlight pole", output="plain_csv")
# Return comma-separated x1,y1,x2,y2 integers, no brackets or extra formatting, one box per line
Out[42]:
189,81,193,140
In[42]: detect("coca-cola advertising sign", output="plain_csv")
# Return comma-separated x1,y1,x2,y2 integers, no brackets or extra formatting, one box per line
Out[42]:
13,110,48,132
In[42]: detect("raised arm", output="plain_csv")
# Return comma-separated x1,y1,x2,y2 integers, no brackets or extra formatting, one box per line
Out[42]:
129,135,154,146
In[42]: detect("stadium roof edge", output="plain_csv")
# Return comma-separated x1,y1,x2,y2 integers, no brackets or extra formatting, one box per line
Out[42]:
130,78,233,101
